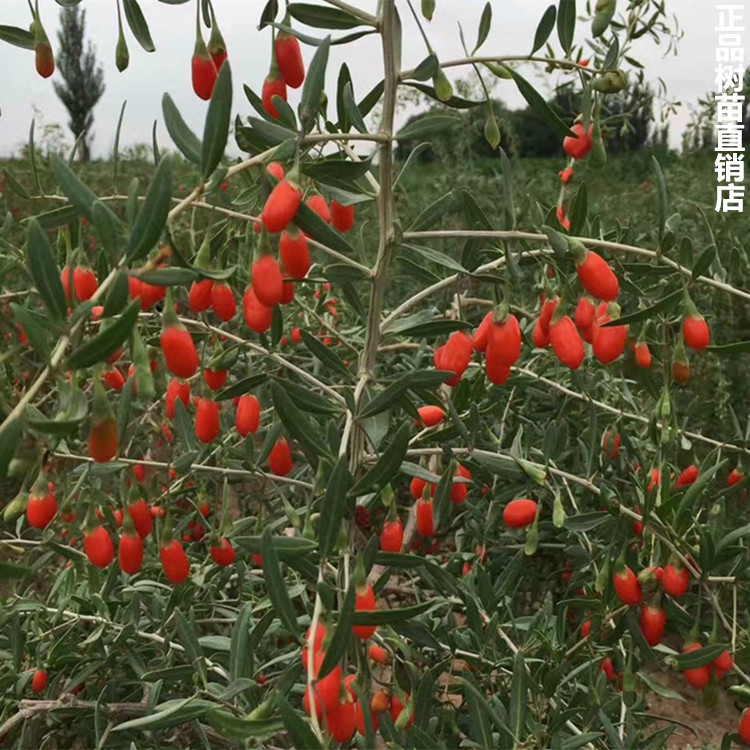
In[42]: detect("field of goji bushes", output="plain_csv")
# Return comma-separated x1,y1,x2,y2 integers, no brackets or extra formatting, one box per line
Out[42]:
1,1,750,749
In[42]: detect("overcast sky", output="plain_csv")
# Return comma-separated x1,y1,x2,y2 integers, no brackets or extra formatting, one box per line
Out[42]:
0,1,721,158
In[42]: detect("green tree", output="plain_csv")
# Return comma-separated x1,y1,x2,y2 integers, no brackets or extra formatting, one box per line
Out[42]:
52,6,105,162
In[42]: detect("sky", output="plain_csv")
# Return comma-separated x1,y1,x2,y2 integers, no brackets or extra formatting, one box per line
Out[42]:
0,1,723,159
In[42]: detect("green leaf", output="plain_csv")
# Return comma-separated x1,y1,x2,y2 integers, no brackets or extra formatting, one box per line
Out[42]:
26,219,67,322
349,422,411,497
407,192,455,232
0,417,21,481
397,114,462,140
202,62,233,178
706,340,750,354
652,155,667,243
214,373,268,402
102,272,129,317
293,200,357,256
49,154,98,220
673,644,727,671
137,267,197,286
465,676,494,747
531,5,557,54
692,245,716,280
278,695,322,750
317,585,356,679
113,697,215,732
318,455,351,558
206,710,283,743
352,599,439,625
25,400,88,437
9,305,50,360
473,2,492,53
288,3,363,29
300,36,331,129
0,24,34,50
410,53,439,82
234,536,317,558
270,380,332,463
92,201,121,260
357,370,452,420
275,379,340,415
0,560,31,580
557,0,576,55
68,299,140,369
509,69,573,138
174,609,207,685
229,603,253,682
323,263,369,284
1,168,30,199
402,81,482,109
261,528,300,638
386,317,471,339
342,80,368,133
600,289,683,327
123,0,155,52
126,156,172,262
302,157,373,187
162,93,202,164
300,329,350,377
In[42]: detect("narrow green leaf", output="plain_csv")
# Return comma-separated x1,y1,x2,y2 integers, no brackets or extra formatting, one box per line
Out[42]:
113,697,214,732
317,585,356,679
26,220,67,322
233,535,317,558
407,192,455,232
300,330,350,377
261,528,300,638
0,24,34,49
278,695,322,750
300,36,331,129
123,0,155,52
288,3,363,30
692,245,716,280
229,603,253,682
652,156,667,243
600,289,682,328
1,168,30,199
397,114,462,140
49,154,98,220
473,3,492,53
270,381,331,463
202,62,233,178
0,561,32,580
318,455,352,558
293,200,357,256
509,69,573,138
357,370,452,420
174,609,207,685
162,93,202,164
349,422,411,497
0,417,21,480
673,644,727,671
102,272,129,317
126,156,172,262
531,5,556,54
557,0,576,54
215,373,268,402
68,299,140,369
352,599,439,625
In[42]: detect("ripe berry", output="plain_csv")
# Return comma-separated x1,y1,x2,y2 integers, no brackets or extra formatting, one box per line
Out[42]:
435,330,472,386
560,167,574,184
252,255,284,308
303,651,342,718
739,708,750,744
380,519,403,552
236,395,261,436
203,368,228,391
682,312,710,350
503,499,537,528
675,464,699,488
369,644,390,665
417,405,444,427
352,584,377,639
324,695,356,743
31,668,48,693
262,72,287,119
274,31,305,88
416,498,434,537
592,311,627,364
613,566,642,606
472,311,493,352
127,499,153,539
634,341,652,369
549,316,585,369
532,318,550,348
89,416,118,463
27,488,57,529
243,286,273,334
210,538,236,566
639,604,666,646
166,378,190,420
269,438,293,476
575,296,596,331
102,367,125,391
563,121,593,160
410,477,428,500
600,658,616,682
72,267,98,301
672,358,690,384
192,44,218,100
729,468,744,487
160,538,190,584
189,279,214,312
84,525,115,568
267,162,285,181
279,228,311,279
161,325,199,379
451,476,468,504
682,643,711,689
35,41,55,79
539,295,559,334
713,649,733,680
119,530,144,575
280,278,295,304
602,430,620,460
662,563,689,597
484,347,512,385
487,314,522,366
581,620,591,638
211,283,236,322
576,250,619,300
195,398,220,444
262,179,302,233
307,195,331,224
331,201,355,233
